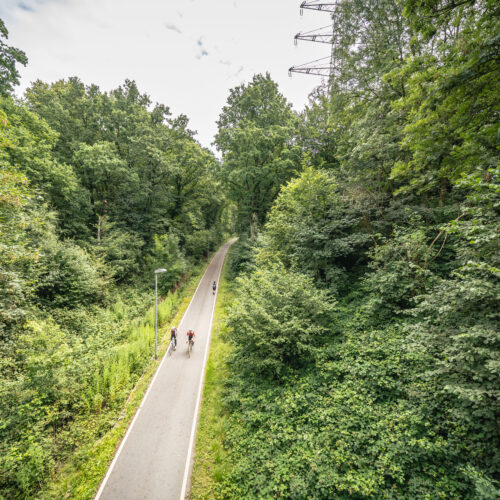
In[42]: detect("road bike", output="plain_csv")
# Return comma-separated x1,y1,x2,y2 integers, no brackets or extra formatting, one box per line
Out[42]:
187,338,194,357
169,336,177,356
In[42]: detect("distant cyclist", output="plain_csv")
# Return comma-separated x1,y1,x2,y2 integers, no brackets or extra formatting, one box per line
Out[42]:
212,281,217,295
186,329,195,347
170,326,178,349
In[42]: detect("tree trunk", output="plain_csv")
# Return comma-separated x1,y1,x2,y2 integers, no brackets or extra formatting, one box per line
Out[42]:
97,215,103,244
249,212,258,240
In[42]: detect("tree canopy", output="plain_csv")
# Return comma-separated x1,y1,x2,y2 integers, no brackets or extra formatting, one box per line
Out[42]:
215,73,301,238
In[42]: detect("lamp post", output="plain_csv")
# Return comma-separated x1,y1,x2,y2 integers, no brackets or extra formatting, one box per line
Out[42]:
154,268,167,359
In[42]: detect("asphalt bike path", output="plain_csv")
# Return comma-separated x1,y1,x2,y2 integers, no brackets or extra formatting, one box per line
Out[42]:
95,240,235,500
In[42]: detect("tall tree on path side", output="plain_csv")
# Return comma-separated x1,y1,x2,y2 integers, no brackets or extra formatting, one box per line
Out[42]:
215,73,301,238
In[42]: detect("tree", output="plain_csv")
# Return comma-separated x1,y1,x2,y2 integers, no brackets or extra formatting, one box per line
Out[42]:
389,0,499,204
0,18,27,97
0,165,34,344
215,74,301,238
0,96,92,240
73,141,127,240
408,169,500,484
258,167,371,291
24,77,226,259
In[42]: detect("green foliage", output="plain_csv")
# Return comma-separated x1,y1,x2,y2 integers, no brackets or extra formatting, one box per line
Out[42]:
0,95,91,240
226,236,256,278
259,167,370,291
197,0,499,492
215,73,301,237
95,222,143,281
184,229,215,261
0,165,34,340
227,266,336,379
72,141,127,220
0,19,27,96
406,170,500,478
145,232,187,293
362,220,436,321
34,233,107,308
24,76,230,251
218,320,480,499
390,0,499,202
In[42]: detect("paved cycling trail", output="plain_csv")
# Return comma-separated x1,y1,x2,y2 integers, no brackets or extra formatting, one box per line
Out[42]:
95,240,235,500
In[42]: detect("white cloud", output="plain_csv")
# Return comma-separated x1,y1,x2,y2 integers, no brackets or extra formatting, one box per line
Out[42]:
164,22,182,34
4,0,329,150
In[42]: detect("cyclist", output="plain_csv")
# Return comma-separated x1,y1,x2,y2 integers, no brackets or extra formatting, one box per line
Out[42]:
212,281,217,294
186,329,195,347
170,326,178,349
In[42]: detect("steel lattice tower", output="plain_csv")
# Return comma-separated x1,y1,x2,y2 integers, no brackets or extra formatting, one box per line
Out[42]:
289,1,338,78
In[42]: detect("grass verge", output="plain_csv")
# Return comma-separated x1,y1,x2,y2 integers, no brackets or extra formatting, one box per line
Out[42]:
40,259,210,500
189,245,235,500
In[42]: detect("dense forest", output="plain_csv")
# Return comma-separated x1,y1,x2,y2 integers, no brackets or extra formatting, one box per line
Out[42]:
198,0,499,497
0,17,232,498
1,0,499,495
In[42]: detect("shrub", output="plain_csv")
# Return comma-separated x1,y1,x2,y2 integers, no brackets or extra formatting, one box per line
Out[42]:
35,236,107,308
145,232,187,293
227,266,336,379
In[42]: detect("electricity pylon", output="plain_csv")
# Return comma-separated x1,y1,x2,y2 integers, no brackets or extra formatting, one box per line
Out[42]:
289,2,338,79
299,1,338,14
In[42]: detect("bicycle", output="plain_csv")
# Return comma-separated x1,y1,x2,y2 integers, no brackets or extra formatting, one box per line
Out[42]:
169,336,177,356
187,338,194,357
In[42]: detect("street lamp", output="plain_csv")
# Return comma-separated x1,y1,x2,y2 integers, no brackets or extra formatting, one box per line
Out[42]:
154,268,167,360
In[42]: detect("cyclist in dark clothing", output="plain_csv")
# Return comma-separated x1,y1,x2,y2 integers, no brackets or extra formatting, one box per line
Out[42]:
170,326,177,349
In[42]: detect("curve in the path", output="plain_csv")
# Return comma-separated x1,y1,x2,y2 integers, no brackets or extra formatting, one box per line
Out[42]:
95,240,235,500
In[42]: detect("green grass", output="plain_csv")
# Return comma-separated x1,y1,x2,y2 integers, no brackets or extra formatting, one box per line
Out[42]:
190,247,235,500
39,260,210,500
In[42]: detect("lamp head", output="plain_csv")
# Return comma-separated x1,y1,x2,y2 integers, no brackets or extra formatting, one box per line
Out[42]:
155,268,167,274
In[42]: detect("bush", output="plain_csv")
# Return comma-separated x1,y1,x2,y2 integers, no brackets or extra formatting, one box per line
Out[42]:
96,224,144,282
145,232,187,293
258,168,371,291
227,236,256,278
184,229,220,261
227,266,336,379
35,235,107,308
361,222,436,322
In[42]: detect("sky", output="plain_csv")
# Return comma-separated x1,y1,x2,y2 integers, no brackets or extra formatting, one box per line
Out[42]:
1,0,331,150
